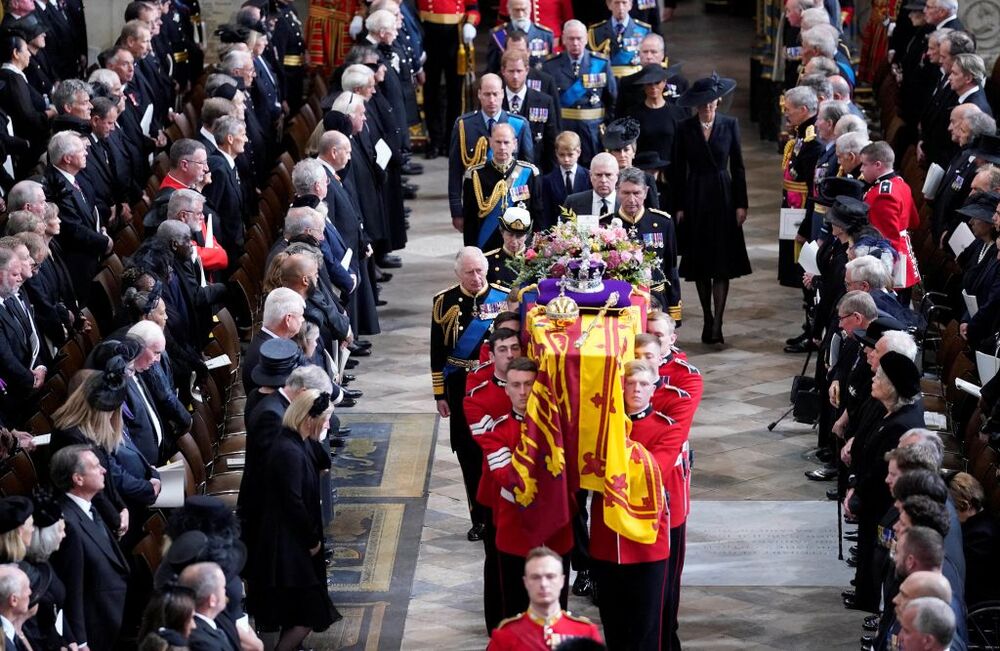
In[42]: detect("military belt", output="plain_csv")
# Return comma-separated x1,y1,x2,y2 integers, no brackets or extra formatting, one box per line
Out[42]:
782,179,808,192
283,54,305,66
561,107,604,121
611,64,641,77
420,11,462,24
173,51,189,62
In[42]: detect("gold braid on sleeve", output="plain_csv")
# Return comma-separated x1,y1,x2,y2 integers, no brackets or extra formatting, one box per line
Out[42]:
459,120,489,169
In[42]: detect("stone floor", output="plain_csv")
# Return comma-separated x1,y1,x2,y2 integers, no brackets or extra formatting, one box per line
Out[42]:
339,5,869,650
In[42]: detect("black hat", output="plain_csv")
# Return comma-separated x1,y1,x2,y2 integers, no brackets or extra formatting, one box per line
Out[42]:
603,118,640,151
182,495,231,521
322,110,353,138
827,196,870,232
970,134,1000,165
676,72,737,108
87,355,130,412
208,83,239,101
0,496,32,534
902,0,926,9
956,191,1000,223
17,561,51,608
10,14,46,41
86,337,143,370
817,177,866,207
161,530,211,573
634,150,669,170
214,23,250,44
853,315,907,348
251,338,301,387
878,350,921,400
30,487,62,528
630,63,671,86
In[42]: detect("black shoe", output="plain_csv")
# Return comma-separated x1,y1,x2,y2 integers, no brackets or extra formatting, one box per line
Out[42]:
346,359,360,369
467,523,486,542
849,545,858,555
348,345,372,357
842,590,855,600
784,340,817,354
860,634,875,646
701,323,712,344
846,556,858,568
375,271,394,282
344,388,363,399
572,570,593,596
342,374,356,384
376,298,388,306
786,332,809,346
845,532,858,541
336,427,351,437
843,595,870,611
805,466,837,481
424,145,439,160
402,185,417,200
826,487,840,500
379,257,403,269
850,578,856,586
355,340,373,349
862,615,880,631
401,161,424,175
338,396,358,408
816,447,834,463
330,438,346,448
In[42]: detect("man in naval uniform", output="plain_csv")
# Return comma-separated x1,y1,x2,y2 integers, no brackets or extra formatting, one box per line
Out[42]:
460,122,541,252
599,166,681,321
487,0,555,72
587,0,651,79
542,19,616,167
449,73,535,231
431,247,510,542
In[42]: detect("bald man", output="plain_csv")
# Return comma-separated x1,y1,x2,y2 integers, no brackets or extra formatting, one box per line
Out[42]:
448,73,536,225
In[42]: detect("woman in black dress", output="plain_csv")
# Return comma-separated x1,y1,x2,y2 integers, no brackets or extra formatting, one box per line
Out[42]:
632,64,689,211
672,74,751,344
247,389,340,650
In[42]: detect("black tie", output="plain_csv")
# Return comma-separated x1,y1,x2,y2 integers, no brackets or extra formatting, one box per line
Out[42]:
565,170,573,194
510,95,521,114
487,117,496,133
90,505,115,545
600,198,609,214
571,60,580,78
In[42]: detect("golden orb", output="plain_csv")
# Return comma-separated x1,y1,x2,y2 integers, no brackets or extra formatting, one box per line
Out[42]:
546,294,579,329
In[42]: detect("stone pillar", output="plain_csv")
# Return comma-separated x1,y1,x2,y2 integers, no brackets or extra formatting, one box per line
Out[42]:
963,0,1000,70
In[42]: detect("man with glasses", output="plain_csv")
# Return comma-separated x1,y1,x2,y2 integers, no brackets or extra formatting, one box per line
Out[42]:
145,138,210,230
166,188,227,281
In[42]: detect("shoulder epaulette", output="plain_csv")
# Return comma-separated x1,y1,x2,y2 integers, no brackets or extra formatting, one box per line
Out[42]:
589,19,608,29
654,410,676,424
483,247,502,257
467,380,489,397
516,160,540,174
675,358,701,374
563,611,595,624
433,283,460,298
649,208,672,218
804,124,816,142
543,52,559,62
590,51,609,60
634,19,652,28
490,24,504,34
495,613,522,629
465,162,487,179
879,180,893,194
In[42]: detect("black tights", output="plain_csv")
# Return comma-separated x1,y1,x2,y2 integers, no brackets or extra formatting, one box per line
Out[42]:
695,278,730,338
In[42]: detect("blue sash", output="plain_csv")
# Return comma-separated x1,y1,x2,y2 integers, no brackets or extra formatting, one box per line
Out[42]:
478,165,534,249
610,25,647,66
444,286,510,377
559,57,605,108
492,28,507,51
481,116,527,164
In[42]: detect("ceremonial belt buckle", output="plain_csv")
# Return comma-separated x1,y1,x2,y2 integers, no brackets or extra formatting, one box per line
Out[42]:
420,11,463,24
283,54,305,66
611,64,641,77
446,356,476,370
561,107,604,121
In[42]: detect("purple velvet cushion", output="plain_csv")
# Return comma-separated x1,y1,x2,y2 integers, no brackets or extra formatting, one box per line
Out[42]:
536,278,633,308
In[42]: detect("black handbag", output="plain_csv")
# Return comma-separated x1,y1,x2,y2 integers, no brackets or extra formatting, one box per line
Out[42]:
790,351,820,425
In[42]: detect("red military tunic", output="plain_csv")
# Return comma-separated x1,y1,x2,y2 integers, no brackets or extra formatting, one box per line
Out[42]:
465,358,494,392
482,412,573,556
497,0,574,42
487,610,603,650
466,375,512,509
417,0,480,25
655,353,703,432
863,172,920,289
589,405,672,563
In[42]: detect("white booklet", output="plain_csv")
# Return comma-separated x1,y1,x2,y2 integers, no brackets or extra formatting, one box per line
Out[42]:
976,350,1000,385
798,240,821,275
963,289,979,317
779,208,806,240
922,162,946,198
948,222,976,257
956,377,982,398
153,461,187,508
375,138,391,170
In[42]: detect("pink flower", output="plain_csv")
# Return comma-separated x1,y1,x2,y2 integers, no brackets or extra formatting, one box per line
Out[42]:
621,250,633,263
525,249,537,261
607,251,622,268
550,263,566,277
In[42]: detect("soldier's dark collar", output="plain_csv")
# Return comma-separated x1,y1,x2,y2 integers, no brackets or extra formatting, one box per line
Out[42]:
492,374,507,388
660,353,673,366
628,404,653,420
875,171,898,182
512,409,525,422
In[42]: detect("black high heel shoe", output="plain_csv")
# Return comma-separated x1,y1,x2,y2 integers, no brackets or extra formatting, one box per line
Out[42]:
701,323,713,344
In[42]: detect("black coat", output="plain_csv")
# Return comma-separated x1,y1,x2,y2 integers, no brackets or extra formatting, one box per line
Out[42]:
344,127,389,245
673,114,751,281
124,375,168,465
919,80,958,169
959,239,1000,347
241,329,276,401
962,510,1000,607
49,426,125,531
42,165,107,299
541,165,590,230
50,494,129,651
325,169,379,336
239,390,290,568
563,189,618,217
0,68,47,173
188,616,239,651
853,402,925,519
204,153,247,253
931,146,978,241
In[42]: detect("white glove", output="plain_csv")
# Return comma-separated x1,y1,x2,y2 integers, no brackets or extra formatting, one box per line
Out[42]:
462,22,477,44
349,15,364,38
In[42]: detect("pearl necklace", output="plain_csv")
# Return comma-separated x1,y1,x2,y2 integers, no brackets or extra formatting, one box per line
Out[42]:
700,120,714,130
978,240,996,265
